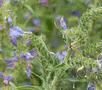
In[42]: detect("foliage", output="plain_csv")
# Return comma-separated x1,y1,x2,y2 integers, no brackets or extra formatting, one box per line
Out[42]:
0,0,102,90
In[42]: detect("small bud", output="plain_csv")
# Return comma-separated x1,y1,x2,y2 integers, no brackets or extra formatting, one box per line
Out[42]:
7,16,12,24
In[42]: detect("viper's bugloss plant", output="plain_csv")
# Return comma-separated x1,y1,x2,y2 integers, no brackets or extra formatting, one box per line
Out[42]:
0,0,102,90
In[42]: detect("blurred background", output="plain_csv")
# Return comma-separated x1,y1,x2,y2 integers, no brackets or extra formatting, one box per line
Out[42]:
1,0,102,52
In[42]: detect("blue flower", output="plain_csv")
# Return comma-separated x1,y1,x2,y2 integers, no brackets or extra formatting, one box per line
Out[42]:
20,49,37,61
5,56,18,69
6,61,14,69
12,56,19,62
0,72,13,85
9,26,24,38
60,17,68,30
56,50,67,64
7,63,15,69
0,25,3,31
29,49,38,57
87,82,96,90
4,76,13,81
32,18,41,26
26,40,32,46
20,53,31,61
71,10,81,17
55,16,68,30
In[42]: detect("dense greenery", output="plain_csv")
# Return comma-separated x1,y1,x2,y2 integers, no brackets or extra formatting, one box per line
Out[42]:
0,0,102,90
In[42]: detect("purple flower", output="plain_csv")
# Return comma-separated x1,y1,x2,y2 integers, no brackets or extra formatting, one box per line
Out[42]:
3,76,13,85
5,59,12,63
0,72,13,85
5,56,18,69
26,40,32,46
20,53,31,61
87,82,96,90
60,17,68,30
10,37,17,46
7,16,12,24
29,49,38,57
12,56,19,62
21,49,37,61
56,50,67,64
40,0,48,5
55,16,68,30
0,72,3,78
9,26,24,38
0,0,3,8
32,19,41,26
5,60,14,69
7,63,15,69
4,76,13,81
71,10,81,17
26,65,32,78
0,25,3,31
